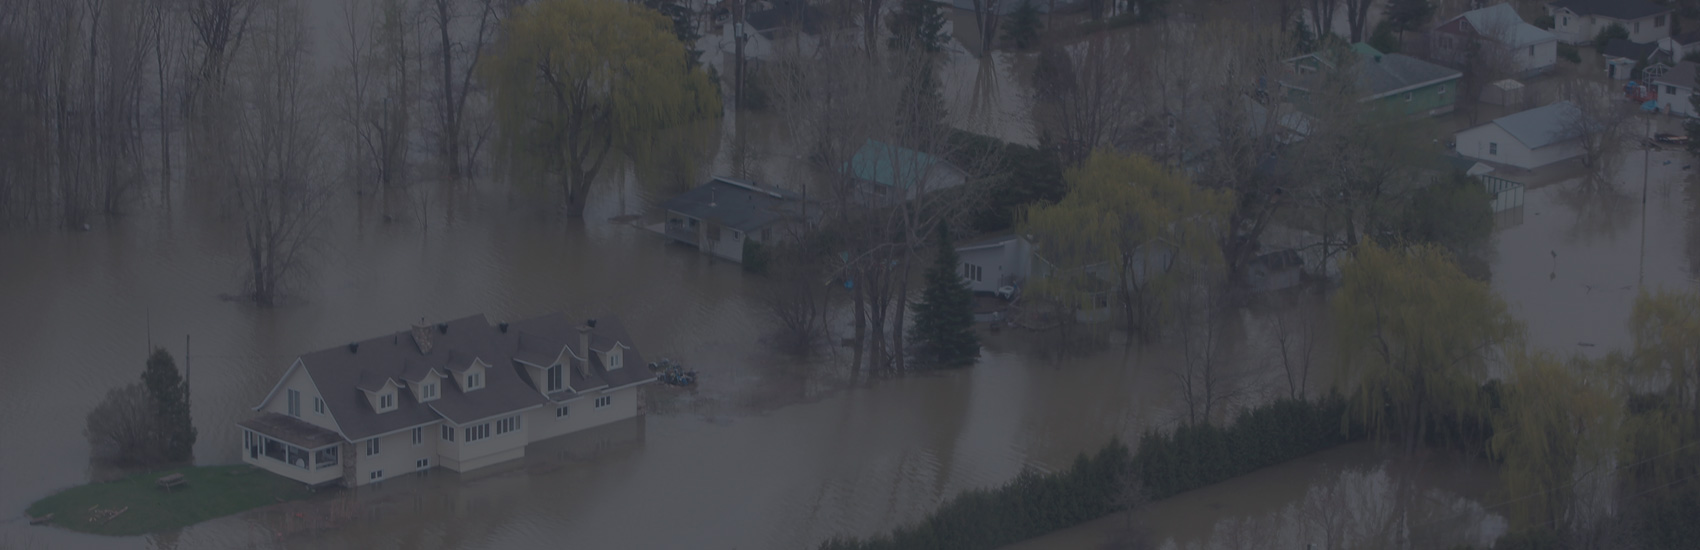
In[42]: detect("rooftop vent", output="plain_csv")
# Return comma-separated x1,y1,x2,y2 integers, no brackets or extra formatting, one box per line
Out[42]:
586,318,598,328
348,342,360,353
437,323,449,334
499,321,510,333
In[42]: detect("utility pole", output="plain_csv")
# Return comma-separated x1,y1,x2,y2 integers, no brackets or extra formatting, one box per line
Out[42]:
733,0,746,112
1640,116,1650,288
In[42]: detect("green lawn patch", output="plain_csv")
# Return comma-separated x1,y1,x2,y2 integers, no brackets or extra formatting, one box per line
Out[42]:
26,464,316,536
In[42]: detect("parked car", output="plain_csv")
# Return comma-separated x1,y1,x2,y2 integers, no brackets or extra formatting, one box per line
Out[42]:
1655,133,1689,145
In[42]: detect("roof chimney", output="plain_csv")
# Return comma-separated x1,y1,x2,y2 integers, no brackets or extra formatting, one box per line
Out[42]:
348,342,360,354
577,322,595,378
437,322,449,334
499,321,510,333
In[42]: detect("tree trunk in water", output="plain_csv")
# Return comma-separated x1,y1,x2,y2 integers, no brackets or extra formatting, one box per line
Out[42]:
562,173,591,217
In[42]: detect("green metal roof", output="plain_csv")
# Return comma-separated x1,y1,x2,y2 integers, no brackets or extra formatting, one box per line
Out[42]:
845,139,943,189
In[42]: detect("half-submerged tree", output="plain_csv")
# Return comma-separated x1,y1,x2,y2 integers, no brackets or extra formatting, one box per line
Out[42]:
1022,151,1232,342
887,0,950,53
1334,241,1521,452
143,349,197,462
909,225,980,368
485,0,719,217
225,0,332,306
1000,0,1042,51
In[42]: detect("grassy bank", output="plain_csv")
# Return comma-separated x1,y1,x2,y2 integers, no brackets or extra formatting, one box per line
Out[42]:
27,464,315,536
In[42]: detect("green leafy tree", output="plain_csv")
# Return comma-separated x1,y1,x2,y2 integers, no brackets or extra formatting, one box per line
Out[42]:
1022,151,1233,341
1593,23,1628,49
909,225,981,368
143,348,197,463
486,0,719,217
1334,241,1521,452
887,0,950,52
1388,170,1493,268
1491,352,1618,533
1000,0,1042,51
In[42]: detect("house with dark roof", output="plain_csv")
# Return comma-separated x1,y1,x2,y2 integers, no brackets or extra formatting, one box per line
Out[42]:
651,176,814,263
1547,0,1672,45
1278,44,1464,117
1654,61,1700,117
1453,101,1584,169
1430,3,1557,77
843,139,969,202
239,313,656,487
955,233,1032,294
1660,29,1700,61
1601,37,1669,81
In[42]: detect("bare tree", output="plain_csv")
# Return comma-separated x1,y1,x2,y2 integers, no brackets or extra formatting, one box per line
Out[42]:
1308,0,1339,41
426,0,498,180
1457,13,1520,125
1341,0,1372,43
223,0,331,306
1166,281,1246,425
185,0,254,117
1268,295,1321,400
1031,32,1139,167
968,0,1002,56
1557,78,1635,195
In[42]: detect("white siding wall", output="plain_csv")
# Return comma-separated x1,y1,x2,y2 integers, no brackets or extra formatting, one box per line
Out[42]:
1516,41,1558,75
1626,15,1672,44
1548,8,1593,44
705,225,746,262
438,414,530,472
352,427,437,486
263,364,341,434
1656,82,1696,117
1456,123,1533,168
526,386,642,442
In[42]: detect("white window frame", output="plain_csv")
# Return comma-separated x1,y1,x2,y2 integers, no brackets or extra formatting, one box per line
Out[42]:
1489,142,1498,155
287,389,300,417
370,470,384,480
595,395,612,408
464,423,490,442
314,396,325,415
496,415,523,435
441,425,456,442
379,393,394,410
609,352,621,369
466,372,482,390
415,458,430,470
556,405,569,418
366,437,381,456
423,382,437,400
547,365,563,392
412,427,423,446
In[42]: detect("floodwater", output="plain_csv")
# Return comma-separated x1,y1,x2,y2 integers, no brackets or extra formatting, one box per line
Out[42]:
5,6,1691,550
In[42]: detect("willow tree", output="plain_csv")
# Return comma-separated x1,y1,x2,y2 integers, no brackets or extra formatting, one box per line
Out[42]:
1334,242,1521,452
485,0,718,217
1622,289,1700,494
1491,352,1618,535
1021,151,1232,341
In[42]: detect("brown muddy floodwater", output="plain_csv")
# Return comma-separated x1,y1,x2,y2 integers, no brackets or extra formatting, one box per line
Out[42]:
0,178,1484,550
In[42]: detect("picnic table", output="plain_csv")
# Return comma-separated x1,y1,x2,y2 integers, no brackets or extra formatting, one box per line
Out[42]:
155,473,187,492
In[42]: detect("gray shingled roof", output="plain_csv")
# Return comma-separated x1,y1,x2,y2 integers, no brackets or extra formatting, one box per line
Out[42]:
1280,48,1461,100
1454,3,1556,48
271,312,653,441
1490,101,1581,149
1356,51,1463,99
238,413,345,449
1548,0,1670,21
658,177,807,232
1655,61,1700,90
1602,38,1659,61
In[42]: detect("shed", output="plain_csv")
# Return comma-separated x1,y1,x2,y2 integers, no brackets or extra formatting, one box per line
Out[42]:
1453,101,1584,170
1480,79,1525,106
954,233,1032,294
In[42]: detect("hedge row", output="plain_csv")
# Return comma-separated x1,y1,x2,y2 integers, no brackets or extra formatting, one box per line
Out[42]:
821,394,1359,550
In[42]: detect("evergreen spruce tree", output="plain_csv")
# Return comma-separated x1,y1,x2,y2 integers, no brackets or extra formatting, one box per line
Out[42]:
888,0,951,52
1001,0,1042,51
896,59,948,140
910,225,981,368
142,348,197,463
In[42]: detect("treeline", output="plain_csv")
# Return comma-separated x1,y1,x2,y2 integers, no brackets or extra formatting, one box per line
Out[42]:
819,395,1357,550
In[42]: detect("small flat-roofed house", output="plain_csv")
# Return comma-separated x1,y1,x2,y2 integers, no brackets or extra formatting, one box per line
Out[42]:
653,176,813,263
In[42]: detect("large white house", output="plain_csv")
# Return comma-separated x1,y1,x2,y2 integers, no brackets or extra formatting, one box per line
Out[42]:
1453,101,1584,170
1546,0,1672,45
1655,61,1700,117
239,313,655,487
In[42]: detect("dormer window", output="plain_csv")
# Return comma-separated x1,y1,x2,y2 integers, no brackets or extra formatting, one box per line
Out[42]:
466,372,483,390
546,364,563,392
607,350,622,369
378,392,396,411
423,382,437,399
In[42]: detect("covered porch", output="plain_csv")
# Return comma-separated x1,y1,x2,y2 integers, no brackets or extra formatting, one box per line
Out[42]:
238,413,346,486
